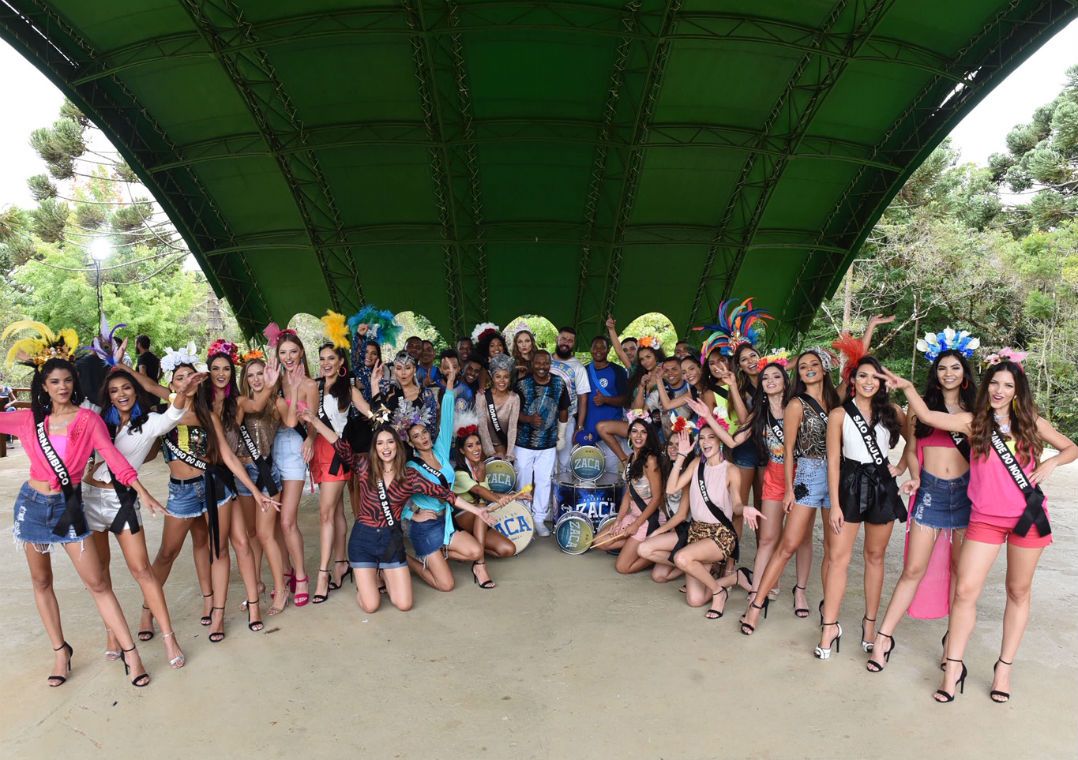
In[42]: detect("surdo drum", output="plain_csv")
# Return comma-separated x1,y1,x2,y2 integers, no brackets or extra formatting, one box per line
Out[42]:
491,499,534,554
484,458,517,494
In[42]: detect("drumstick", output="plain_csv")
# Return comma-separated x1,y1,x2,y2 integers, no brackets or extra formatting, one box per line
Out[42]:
590,530,624,549
488,484,532,510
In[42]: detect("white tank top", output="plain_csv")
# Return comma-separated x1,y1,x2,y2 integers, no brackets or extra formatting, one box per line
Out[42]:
841,411,892,463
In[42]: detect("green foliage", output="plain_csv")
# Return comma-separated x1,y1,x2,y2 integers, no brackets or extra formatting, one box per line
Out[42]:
27,174,57,202
29,118,86,180
31,198,69,243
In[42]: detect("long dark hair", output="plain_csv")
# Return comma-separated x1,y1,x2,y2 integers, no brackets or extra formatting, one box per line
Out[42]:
451,430,483,472
626,419,665,481
627,346,665,399
98,368,153,436
30,358,85,423
787,350,840,412
751,361,790,461
844,356,901,448
319,342,352,412
369,425,409,484
970,361,1041,467
474,333,507,365
732,343,761,400
194,352,239,463
914,349,977,438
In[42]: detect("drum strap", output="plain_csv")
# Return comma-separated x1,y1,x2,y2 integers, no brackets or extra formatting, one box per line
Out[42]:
485,389,508,448
696,459,738,560
989,431,1049,538
36,419,87,538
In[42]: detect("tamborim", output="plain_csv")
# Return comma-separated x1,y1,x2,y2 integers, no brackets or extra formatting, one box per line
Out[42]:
569,444,605,481
485,458,517,494
555,511,594,555
491,499,533,554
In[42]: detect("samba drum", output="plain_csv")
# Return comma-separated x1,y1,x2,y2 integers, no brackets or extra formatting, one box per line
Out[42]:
569,444,605,481
554,473,623,531
485,458,517,494
554,511,594,555
491,499,534,554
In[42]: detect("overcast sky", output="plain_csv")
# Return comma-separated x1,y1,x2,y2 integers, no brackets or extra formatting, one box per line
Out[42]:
1,19,1076,210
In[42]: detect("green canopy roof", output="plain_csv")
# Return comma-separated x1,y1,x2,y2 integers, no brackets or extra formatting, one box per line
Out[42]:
3,1,1075,341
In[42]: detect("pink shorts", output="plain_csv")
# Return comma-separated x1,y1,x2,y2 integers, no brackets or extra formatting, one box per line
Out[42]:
762,461,785,501
966,518,1052,549
616,506,662,543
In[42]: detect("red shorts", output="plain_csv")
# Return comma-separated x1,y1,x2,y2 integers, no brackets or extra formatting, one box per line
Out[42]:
966,516,1052,549
311,435,351,484
762,461,785,502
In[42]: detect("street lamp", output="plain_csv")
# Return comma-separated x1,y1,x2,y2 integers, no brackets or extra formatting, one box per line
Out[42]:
89,237,112,324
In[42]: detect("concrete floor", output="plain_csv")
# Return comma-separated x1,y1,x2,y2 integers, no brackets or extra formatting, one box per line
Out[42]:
0,444,1075,759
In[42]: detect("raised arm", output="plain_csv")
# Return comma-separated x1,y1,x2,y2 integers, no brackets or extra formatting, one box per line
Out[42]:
605,315,633,369
876,367,972,435
666,429,697,494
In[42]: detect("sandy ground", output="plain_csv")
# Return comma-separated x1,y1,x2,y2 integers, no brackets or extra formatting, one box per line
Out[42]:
0,443,1075,760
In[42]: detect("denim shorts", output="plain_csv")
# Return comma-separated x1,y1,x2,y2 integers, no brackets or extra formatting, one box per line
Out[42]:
729,439,761,469
912,470,971,530
166,475,234,518
792,457,830,508
236,461,282,497
349,522,407,569
12,482,89,546
272,427,307,482
408,513,448,558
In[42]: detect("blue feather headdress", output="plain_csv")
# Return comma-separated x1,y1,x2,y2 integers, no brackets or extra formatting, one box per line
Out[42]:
916,328,980,363
91,314,127,366
347,305,402,346
694,298,771,360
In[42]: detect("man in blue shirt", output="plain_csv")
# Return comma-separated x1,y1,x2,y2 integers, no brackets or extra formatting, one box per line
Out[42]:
515,350,569,535
579,335,629,475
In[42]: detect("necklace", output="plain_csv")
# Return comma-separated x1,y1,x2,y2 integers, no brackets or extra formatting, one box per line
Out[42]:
993,412,1011,435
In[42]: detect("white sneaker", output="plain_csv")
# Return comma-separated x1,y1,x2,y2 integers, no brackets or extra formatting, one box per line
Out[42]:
534,521,551,537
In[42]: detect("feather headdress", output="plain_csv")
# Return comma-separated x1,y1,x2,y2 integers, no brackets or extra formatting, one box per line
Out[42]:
91,314,127,366
695,298,771,360
756,348,790,371
321,310,350,350
471,322,501,345
161,341,202,374
916,328,980,362
831,332,867,383
453,408,479,442
346,305,401,346
2,320,79,368
391,398,434,439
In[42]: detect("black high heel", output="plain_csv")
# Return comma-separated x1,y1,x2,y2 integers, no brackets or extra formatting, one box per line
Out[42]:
935,658,967,702
860,615,876,653
244,599,264,631
815,622,842,659
866,632,896,672
705,587,728,620
990,658,1013,703
792,584,809,619
312,568,331,604
208,607,226,643
199,592,213,626
472,560,496,590
739,597,769,635
735,566,753,591
48,641,73,687
331,559,352,589
120,646,150,687
818,599,825,626
138,604,155,641
939,631,948,670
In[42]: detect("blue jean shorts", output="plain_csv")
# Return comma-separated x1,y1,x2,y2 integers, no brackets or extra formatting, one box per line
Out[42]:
729,439,761,469
349,522,407,569
272,427,307,482
236,461,282,497
166,475,234,518
912,470,971,530
793,457,830,508
13,482,89,547
408,513,448,558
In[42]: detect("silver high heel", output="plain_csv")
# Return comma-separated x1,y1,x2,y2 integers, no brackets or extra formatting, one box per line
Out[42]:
815,622,842,660
103,628,121,661
860,615,876,653
161,631,185,669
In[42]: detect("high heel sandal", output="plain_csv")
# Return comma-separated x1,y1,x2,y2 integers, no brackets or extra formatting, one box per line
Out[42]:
939,631,948,670
120,646,150,687
138,604,155,641
285,568,297,593
208,607,226,643
330,559,352,589
739,597,769,635
312,569,331,604
161,631,185,668
814,622,842,660
935,658,967,703
792,584,809,619
818,599,825,626
735,566,753,591
199,592,213,626
48,641,73,687
104,628,121,661
866,632,896,673
472,560,496,590
860,615,876,653
244,599,264,631
293,575,310,607
990,658,1013,703
705,587,728,620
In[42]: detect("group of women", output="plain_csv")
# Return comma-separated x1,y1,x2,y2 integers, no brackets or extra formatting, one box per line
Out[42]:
2,306,1074,707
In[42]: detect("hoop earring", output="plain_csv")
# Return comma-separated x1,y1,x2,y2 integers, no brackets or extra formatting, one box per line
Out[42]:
339,366,347,377
961,378,969,390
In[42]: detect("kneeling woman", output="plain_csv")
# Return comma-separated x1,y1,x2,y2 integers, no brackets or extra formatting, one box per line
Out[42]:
403,365,498,591
591,417,666,574
817,357,907,660
638,427,764,618
452,425,519,585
